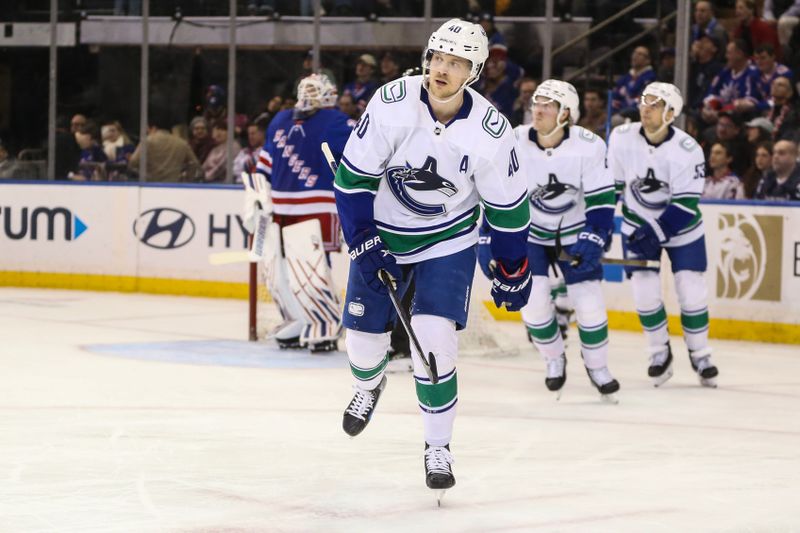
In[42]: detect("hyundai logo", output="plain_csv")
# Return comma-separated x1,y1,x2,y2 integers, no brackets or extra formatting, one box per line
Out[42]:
133,208,195,249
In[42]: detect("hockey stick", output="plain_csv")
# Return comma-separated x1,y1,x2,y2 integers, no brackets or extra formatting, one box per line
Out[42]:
379,270,439,384
555,219,660,269
321,142,338,173
209,251,251,265
321,142,439,384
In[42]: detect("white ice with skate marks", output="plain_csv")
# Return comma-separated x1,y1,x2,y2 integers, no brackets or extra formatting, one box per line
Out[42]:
1,287,799,532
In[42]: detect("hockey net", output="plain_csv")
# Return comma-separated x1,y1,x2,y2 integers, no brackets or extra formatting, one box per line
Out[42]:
249,257,520,358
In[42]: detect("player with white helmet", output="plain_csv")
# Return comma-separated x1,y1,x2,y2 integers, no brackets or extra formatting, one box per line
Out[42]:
487,79,620,401
333,18,531,500
607,81,719,387
241,73,352,352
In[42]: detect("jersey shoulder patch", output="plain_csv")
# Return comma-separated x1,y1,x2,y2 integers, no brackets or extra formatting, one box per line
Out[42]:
482,106,509,139
380,79,407,104
576,126,598,143
679,135,699,153
614,122,633,134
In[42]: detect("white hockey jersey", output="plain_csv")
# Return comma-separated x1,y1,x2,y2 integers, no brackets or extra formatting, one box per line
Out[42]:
607,123,706,248
334,75,530,264
514,124,615,246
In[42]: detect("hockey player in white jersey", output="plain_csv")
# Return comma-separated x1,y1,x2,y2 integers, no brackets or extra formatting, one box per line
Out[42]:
333,19,532,497
509,79,620,401
607,82,719,387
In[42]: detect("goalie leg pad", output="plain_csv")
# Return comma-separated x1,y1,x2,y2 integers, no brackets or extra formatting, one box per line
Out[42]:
674,270,710,352
410,314,457,448
568,280,609,370
282,219,343,345
521,275,565,360
346,329,391,391
262,222,306,344
630,270,669,349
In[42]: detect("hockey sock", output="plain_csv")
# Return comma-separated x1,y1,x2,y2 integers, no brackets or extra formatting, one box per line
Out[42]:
522,276,566,359
346,329,391,391
674,270,710,352
411,314,457,447
631,270,670,349
569,281,610,369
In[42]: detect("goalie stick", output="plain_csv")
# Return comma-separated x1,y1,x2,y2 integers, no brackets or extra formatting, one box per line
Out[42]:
555,219,660,269
321,141,439,384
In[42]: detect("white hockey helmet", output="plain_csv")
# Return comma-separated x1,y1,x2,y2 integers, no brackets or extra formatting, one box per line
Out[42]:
641,82,683,119
424,18,489,86
532,79,580,136
295,73,337,112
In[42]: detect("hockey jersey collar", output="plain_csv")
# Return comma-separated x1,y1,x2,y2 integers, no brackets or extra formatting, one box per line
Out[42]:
419,87,474,127
638,124,675,148
528,124,570,151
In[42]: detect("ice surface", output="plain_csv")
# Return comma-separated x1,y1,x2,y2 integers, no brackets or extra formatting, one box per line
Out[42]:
1,288,798,532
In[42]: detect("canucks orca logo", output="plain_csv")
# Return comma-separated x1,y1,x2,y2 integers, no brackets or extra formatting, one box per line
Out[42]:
386,156,458,216
630,168,671,209
529,174,578,214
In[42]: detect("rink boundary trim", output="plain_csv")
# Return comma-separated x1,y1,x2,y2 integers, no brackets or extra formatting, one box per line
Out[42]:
0,271,249,299
4,270,797,344
483,302,800,345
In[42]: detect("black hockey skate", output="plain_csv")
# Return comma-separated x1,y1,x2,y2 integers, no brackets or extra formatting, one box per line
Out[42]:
276,336,303,350
555,305,573,340
309,339,338,353
424,443,455,506
386,348,413,373
689,349,719,388
648,342,674,387
342,376,387,437
545,354,567,399
585,365,620,404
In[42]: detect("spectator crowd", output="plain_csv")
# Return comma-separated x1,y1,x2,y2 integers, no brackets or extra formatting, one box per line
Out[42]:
1,1,799,202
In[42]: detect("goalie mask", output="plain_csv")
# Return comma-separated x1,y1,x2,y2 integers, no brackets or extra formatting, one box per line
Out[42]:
532,79,580,138
295,73,338,114
422,18,489,102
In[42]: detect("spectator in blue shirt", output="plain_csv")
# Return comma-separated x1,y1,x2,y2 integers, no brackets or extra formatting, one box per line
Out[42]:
71,121,108,181
475,44,519,119
343,54,379,116
611,45,657,119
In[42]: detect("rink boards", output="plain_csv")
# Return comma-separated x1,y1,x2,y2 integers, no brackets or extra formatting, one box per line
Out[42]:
1,180,798,343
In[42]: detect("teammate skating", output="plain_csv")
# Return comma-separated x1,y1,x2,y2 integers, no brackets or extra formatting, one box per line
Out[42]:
334,18,532,502
482,79,620,403
607,82,719,388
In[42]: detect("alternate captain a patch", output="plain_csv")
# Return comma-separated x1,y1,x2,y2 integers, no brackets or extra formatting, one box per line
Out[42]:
386,156,459,217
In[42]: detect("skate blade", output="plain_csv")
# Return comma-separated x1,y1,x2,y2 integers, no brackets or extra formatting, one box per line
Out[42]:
599,393,619,404
436,489,447,507
553,389,563,401
699,376,718,388
652,366,674,388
